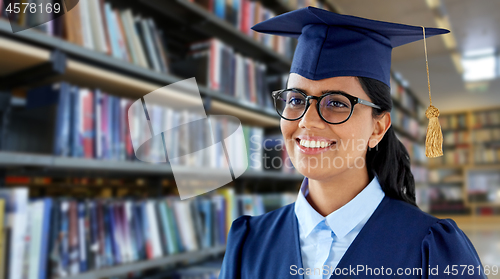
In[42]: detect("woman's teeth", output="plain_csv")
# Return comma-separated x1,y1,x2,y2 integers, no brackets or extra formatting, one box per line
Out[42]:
299,139,335,148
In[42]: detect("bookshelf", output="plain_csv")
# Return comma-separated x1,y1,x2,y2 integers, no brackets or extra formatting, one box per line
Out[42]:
428,106,500,220
139,0,293,73
0,1,312,278
0,1,432,278
388,72,431,212
0,23,280,127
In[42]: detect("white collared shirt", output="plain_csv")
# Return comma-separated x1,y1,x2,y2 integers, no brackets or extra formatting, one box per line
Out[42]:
294,174,385,279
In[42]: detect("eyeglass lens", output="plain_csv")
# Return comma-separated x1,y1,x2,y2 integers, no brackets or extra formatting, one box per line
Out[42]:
275,90,352,123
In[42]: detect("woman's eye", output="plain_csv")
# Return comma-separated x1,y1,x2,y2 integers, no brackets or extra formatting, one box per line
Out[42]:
288,98,304,106
328,101,347,108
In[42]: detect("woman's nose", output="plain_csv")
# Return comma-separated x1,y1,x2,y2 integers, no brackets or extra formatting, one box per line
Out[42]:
298,99,326,130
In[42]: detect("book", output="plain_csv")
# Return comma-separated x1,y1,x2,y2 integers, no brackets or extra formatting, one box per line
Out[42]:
27,198,52,279
0,199,5,279
79,0,94,50
0,188,29,279
68,201,79,275
88,0,109,53
53,83,72,156
147,18,169,73
77,201,87,272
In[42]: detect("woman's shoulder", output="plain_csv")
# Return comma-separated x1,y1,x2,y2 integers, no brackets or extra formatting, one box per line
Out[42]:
385,197,485,272
421,217,485,275
379,196,440,229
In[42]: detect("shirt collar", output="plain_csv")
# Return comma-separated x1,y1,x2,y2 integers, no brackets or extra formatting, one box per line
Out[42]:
294,173,385,239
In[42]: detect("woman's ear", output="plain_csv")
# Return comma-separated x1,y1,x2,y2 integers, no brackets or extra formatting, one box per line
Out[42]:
369,112,391,148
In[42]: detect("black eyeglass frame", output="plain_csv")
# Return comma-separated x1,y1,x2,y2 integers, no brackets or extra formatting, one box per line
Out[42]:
271,88,382,125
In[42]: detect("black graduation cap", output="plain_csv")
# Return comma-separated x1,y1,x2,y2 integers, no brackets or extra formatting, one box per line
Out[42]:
251,6,450,87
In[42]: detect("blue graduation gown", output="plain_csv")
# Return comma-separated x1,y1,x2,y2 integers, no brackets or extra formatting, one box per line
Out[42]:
219,195,487,278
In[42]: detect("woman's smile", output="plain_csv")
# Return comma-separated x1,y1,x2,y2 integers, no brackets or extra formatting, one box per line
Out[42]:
295,135,337,155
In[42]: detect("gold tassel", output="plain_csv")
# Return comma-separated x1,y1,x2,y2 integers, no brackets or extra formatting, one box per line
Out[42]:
422,26,443,158
425,105,443,157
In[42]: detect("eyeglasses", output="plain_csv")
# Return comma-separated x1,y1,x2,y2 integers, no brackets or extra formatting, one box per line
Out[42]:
271,88,382,124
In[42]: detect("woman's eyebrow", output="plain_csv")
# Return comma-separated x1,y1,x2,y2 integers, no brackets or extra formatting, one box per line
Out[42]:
291,87,349,95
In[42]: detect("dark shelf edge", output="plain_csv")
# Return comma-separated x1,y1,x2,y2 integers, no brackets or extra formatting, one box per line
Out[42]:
64,245,226,279
0,151,303,180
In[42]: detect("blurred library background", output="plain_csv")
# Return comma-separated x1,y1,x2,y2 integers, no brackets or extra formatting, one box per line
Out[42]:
0,0,499,278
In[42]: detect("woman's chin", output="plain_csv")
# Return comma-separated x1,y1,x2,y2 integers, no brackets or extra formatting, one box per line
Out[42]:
295,166,340,180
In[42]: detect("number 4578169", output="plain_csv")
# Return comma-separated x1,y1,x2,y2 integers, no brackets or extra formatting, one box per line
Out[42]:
5,2,61,14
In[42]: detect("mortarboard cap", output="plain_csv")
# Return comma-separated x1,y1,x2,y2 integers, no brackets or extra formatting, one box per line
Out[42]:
251,6,450,87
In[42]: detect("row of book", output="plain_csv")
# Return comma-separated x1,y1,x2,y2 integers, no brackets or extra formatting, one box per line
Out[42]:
415,187,429,212
395,131,427,165
389,75,420,118
428,185,464,202
467,171,500,207
471,109,500,129
170,38,273,110
428,192,469,215
1,0,171,75
0,187,297,279
411,165,428,184
473,145,500,164
391,108,423,141
429,145,500,166
428,169,463,184
188,0,325,59
428,147,469,166
443,130,470,146
471,128,500,143
466,171,499,198
7,82,293,173
474,207,500,216
439,113,468,130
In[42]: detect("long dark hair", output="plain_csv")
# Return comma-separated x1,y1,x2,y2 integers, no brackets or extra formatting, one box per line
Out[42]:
357,76,417,207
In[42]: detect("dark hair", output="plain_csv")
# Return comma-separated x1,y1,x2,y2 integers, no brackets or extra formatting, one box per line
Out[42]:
356,76,417,207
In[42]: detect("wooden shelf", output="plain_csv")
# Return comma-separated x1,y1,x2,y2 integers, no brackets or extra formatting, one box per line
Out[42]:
464,164,500,170
428,164,466,169
64,245,225,279
429,180,464,185
469,202,500,207
0,36,50,76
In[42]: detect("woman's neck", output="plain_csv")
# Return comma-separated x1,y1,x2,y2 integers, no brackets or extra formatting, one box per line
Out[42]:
306,168,370,217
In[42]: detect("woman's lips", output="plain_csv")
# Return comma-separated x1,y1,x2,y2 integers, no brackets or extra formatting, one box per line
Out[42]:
295,138,336,155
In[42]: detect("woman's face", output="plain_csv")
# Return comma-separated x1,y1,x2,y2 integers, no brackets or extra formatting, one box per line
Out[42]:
281,73,390,181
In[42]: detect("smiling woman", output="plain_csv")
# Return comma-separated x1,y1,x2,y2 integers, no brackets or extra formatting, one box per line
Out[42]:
218,6,486,279
280,74,392,215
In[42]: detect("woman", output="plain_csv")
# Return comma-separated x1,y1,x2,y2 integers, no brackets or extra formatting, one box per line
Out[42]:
219,6,486,279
